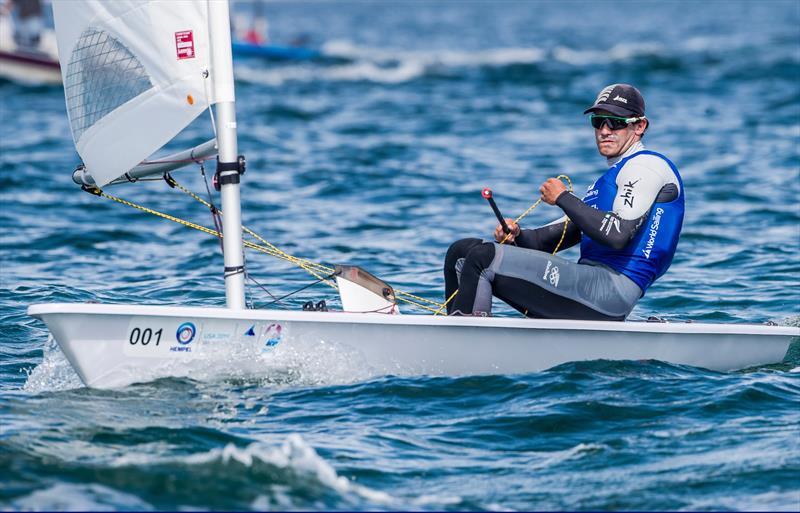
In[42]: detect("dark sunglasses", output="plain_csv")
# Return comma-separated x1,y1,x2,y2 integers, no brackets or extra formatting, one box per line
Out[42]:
590,114,643,130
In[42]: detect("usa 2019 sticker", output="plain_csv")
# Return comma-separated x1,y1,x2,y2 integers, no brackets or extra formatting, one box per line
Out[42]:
261,323,283,354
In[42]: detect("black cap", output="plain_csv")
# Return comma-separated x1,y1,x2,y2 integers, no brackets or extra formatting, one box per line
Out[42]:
584,84,645,117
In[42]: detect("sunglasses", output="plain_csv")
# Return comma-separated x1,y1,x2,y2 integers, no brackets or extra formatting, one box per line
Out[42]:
590,114,644,130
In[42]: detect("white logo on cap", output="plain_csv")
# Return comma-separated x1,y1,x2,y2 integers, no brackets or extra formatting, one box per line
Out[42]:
595,84,618,104
613,95,628,104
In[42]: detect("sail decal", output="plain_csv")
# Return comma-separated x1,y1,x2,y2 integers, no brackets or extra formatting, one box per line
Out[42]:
64,28,153,141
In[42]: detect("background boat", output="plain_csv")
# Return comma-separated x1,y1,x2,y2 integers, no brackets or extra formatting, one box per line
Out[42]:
232,39,321,61
0,8,60,85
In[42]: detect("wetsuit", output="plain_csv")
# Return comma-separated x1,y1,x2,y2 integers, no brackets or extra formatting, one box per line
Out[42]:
444,141,684,320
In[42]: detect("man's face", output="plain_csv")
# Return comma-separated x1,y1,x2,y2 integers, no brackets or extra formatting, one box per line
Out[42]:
593,110,647,158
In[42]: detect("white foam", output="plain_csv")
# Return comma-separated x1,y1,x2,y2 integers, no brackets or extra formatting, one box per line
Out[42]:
528,442,607,470
23,335,83,393
686,489,800,511
552,42,664,65
113,434,394,506
413,493,464,506
652,425,714,439
11,482,152,511
236,41,546,86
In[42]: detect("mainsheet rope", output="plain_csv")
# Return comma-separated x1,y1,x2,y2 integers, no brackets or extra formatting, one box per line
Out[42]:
91,171,572,315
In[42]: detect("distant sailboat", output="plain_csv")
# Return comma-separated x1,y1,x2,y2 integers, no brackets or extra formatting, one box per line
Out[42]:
0,3,60,85
231,40,321,62
28,0,798,389
230,2,320,62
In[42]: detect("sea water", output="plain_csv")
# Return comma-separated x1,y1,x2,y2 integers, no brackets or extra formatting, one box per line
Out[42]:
1,1,799,510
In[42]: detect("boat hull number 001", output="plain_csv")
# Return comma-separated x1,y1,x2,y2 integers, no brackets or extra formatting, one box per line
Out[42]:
128,327,163,346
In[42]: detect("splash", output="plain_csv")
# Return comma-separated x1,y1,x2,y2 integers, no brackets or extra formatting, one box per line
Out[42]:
22,330,380,392
23,335,83,393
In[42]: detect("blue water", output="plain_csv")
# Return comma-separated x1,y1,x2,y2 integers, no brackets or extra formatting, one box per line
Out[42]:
2,0,800,510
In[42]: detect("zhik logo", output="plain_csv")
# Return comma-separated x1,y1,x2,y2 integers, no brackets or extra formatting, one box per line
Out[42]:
620,179,640,208
613,95,628,104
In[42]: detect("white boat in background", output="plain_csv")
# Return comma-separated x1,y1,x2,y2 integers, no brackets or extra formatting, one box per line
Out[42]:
0,11,61,85
26,0,799,390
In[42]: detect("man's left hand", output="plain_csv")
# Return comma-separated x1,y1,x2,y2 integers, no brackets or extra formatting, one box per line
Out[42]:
539,178,568,205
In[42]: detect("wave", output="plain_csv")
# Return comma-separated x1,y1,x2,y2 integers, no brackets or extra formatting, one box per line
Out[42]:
114,434,393,507
10,483,154,511
526,442,608,470
234,36,798,86
322,39,546,67
7,434,396,511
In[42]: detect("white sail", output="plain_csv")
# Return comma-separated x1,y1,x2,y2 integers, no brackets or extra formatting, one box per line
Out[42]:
53,0,233,187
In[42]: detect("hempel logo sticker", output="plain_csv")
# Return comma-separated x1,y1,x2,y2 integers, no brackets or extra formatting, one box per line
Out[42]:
176,322,196,344
167,322,196,353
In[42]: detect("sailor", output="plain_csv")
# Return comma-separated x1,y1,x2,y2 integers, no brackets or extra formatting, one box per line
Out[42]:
9,0,44,50
443,84,684,320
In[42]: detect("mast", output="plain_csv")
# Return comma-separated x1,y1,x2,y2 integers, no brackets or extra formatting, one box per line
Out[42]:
208,0,246,309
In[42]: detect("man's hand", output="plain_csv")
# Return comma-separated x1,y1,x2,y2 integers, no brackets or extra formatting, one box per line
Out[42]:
494,218,520,243
539,178,568,205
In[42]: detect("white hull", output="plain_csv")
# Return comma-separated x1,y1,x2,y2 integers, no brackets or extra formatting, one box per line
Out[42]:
28,303,799,389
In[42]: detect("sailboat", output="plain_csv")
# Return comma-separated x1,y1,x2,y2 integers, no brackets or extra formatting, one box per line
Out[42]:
0,9,61,85
28,1,798,389
231,39,321,62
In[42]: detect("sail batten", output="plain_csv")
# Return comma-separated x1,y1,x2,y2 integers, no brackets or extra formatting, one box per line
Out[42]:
54,1,218,187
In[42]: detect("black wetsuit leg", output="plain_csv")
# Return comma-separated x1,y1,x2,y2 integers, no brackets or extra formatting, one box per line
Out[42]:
449,241,497,315
443,238,482,314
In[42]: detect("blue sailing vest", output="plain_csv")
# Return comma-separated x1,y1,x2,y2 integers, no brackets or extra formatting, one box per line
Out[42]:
580,150,684,294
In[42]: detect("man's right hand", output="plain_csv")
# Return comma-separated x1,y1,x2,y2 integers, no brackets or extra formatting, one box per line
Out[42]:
494,219,520,243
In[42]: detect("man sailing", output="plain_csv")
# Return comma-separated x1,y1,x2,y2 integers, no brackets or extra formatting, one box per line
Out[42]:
443,84,684,320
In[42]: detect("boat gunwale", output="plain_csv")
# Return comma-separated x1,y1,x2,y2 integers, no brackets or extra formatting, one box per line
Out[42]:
27,302,800,337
